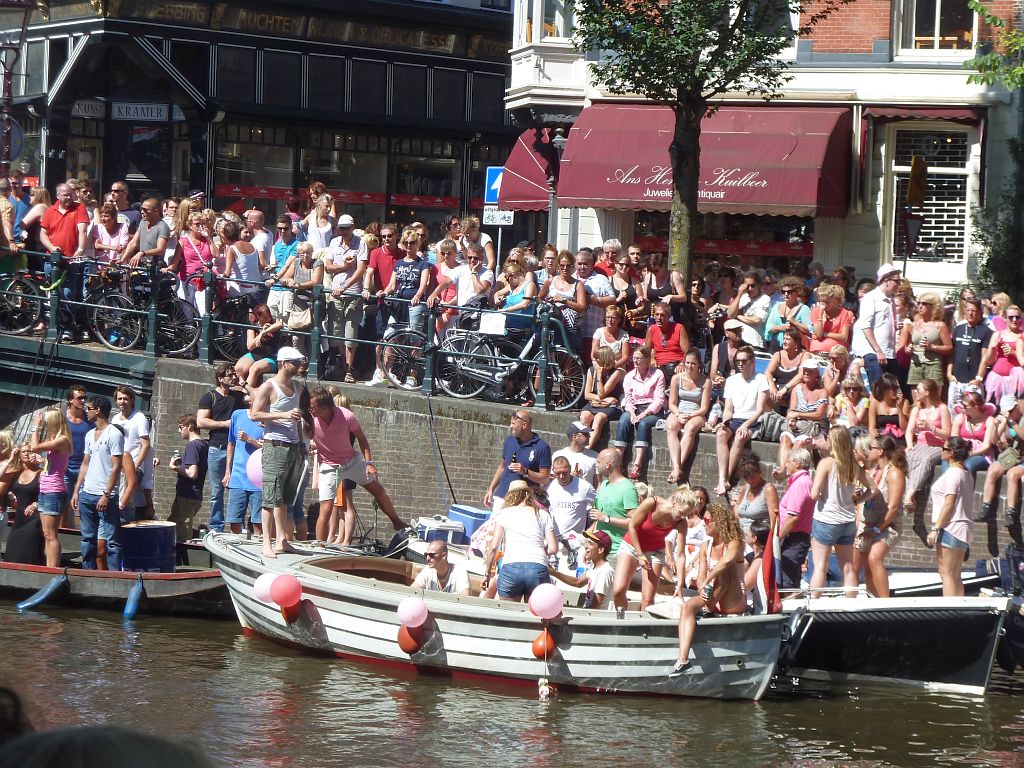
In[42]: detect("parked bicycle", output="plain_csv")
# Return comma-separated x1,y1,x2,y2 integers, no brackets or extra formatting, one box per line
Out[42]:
379,302,585,410
0,270,47,335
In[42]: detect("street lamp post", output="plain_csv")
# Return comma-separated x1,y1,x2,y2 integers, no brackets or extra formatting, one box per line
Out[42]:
546,128,567,246
0,0,31,180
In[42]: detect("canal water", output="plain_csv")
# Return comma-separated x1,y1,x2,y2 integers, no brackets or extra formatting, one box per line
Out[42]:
2,602,1023,767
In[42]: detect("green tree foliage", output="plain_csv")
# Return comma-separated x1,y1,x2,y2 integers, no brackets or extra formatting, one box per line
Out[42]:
964,0,1024,89
973,138,1024,303
574,0,853,277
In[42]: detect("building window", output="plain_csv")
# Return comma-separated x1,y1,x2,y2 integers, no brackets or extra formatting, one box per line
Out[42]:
891,128,971,262
899,0,976,52
471,74,506,125
216,46,256,103
307,55,346,112
263,51,301,109
171,41,210,93
525,0,574,41
351,59,387,116
392,64,428,119
481,0,511,9
21,40,45,95
433,69,467,122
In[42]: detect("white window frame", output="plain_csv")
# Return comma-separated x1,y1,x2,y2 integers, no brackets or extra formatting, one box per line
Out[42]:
894,0,978,60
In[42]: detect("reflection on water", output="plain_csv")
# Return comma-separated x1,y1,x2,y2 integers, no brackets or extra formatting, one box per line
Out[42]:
1,603,1022,767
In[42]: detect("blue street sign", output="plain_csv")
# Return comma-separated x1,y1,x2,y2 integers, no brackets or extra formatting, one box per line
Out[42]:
484,166,503,205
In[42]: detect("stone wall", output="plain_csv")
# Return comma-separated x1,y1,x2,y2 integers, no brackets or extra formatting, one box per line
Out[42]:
7,357,1012,569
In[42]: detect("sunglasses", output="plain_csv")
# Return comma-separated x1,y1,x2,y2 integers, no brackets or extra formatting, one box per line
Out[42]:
735,358,752,364
780,289,793,295
424,552,444,559
1008,315,1022,320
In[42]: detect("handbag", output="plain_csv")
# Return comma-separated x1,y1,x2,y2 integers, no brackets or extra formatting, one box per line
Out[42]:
998,445,1022,470
752,411,786,443
287,306,313,331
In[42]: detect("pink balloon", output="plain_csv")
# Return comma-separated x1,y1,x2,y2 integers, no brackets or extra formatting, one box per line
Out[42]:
253,573,277,603
528,583,564,620
246,449,263,487
397,596,429,628
269,574,302,608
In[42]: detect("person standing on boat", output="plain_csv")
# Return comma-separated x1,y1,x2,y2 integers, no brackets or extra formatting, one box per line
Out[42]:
112,386,154,521
29,409,72,568
545,456,595,541
854,434,907,598
612,487,694,613
549,529,615,610
483,410,552,514
307,386,406,540
71,396,127,571
412,540,471,595
167,415,208,552
552,421,598,485
481,480,558,602
587,448,640,559
196,364,246,534
776,448,814,591
223,407,262,536
928,436,975,596
62,383,91,528
671,502,747,677
250,347,312,558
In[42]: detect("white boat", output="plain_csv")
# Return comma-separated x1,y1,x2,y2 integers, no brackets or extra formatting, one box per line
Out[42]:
779,593,1010,695
205,533,787,701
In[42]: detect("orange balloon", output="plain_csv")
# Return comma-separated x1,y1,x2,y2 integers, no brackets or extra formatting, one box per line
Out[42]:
532,628,556,660
397,624,423,655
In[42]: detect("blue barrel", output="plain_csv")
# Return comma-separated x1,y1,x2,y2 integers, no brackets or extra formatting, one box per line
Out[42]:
119,521,176,573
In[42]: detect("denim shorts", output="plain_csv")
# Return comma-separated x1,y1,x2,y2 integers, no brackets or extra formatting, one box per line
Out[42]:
939,529,970,551
497,561,550,600
812,519,856,547
225,487,263,525
38,491,65,517
618,540,665,566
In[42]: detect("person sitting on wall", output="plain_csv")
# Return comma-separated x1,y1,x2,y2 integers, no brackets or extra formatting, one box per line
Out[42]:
713,345,770,497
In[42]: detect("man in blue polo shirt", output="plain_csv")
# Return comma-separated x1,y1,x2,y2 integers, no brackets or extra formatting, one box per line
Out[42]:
484,409,552,513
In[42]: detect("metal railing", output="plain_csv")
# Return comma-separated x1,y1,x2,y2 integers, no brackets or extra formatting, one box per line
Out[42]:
0,247,583,410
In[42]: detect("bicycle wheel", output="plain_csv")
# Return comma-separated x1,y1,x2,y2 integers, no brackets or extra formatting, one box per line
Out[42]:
435,333,490,399
381,328,427,389
0,276,43,335
157,298,200,355
90,292,143,350
210,301,247,363
527,346,586,411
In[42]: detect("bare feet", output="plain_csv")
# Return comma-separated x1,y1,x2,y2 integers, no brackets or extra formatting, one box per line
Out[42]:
771,465,784,482
273,540,299,554
666,469,681,484
713,482,730,497
262,546,277,559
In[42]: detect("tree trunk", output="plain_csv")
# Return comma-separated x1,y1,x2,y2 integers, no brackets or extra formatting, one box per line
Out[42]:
667,93,706,282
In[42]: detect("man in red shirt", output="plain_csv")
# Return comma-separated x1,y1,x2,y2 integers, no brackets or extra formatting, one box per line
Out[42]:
361,222,401,387
308,387,405,541
40,183,90,342
593,238,621,278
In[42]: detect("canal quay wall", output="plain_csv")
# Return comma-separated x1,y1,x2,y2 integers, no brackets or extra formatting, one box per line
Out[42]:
5,356,1015,570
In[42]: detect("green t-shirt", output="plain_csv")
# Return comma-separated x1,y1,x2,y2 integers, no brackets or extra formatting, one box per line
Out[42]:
594,477,639,555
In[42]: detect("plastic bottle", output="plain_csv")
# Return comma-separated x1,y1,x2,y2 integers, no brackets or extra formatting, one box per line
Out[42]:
707,402,723,427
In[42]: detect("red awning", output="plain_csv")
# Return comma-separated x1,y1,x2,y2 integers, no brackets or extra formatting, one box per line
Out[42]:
497,128,556,211
556,104,853,217
863,106,983,123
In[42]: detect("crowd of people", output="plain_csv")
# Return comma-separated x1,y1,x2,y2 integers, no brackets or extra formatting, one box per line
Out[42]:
0,360,405,568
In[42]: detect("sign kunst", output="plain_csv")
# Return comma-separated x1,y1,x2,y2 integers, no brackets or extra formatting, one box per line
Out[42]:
605,164,768,204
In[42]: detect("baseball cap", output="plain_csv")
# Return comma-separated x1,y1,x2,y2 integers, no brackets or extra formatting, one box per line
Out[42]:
516,240,532,249
276,346,306,363
800,359,820,370
875,263,900,283
338,213,355,228
583,529,612,551
723,318,743,331
1000,394,1019,414
187,189,206,200
566,420,592,437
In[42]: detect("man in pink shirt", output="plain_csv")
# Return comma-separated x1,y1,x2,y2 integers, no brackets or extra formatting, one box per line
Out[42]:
777,448,814,589
308,387,405,542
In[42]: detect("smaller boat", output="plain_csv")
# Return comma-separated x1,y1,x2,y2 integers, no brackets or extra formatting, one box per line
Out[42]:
206,533,789,701
780,593,1010,695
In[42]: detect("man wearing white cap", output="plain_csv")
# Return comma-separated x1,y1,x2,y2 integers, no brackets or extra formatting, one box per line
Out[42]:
553,421,598,485
249,345,311,557
976,393,1023,526
851,263,901,385
323,213,367,382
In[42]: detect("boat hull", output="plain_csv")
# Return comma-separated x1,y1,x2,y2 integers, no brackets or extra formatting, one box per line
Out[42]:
781,596,1009,695
207,534,785,701
0,561,232,618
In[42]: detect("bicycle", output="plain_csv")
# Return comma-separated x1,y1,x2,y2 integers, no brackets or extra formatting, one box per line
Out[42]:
120,267,200,355
0,270,45,335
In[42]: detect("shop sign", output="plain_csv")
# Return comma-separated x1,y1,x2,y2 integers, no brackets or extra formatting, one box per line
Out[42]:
112,102,168,121
214,7,307,36
109,0,210,24
604,164,770,204
483,206,514,226
391,194,459,210
332,190,386,205
72,100,104,119
306,19,458,55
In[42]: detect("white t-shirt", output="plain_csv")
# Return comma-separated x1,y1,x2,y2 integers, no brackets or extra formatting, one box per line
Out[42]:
586,561,614,610
112,409,153,490
495,505,554,564
450,263,494,306
411,563,471,594
723,372,769,420
552,447,598,486
851,287,896,358
737,292,771,348
249,228,273,270
545,475,595,537
82,424,125,497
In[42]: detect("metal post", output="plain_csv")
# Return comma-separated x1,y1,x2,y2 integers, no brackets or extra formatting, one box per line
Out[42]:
534,301,550,410
309,284,323,380
145,258,157,356
0,61,11,180
199,267,213,363
45,250,60,344
546,174,558,245
420,303,438,394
